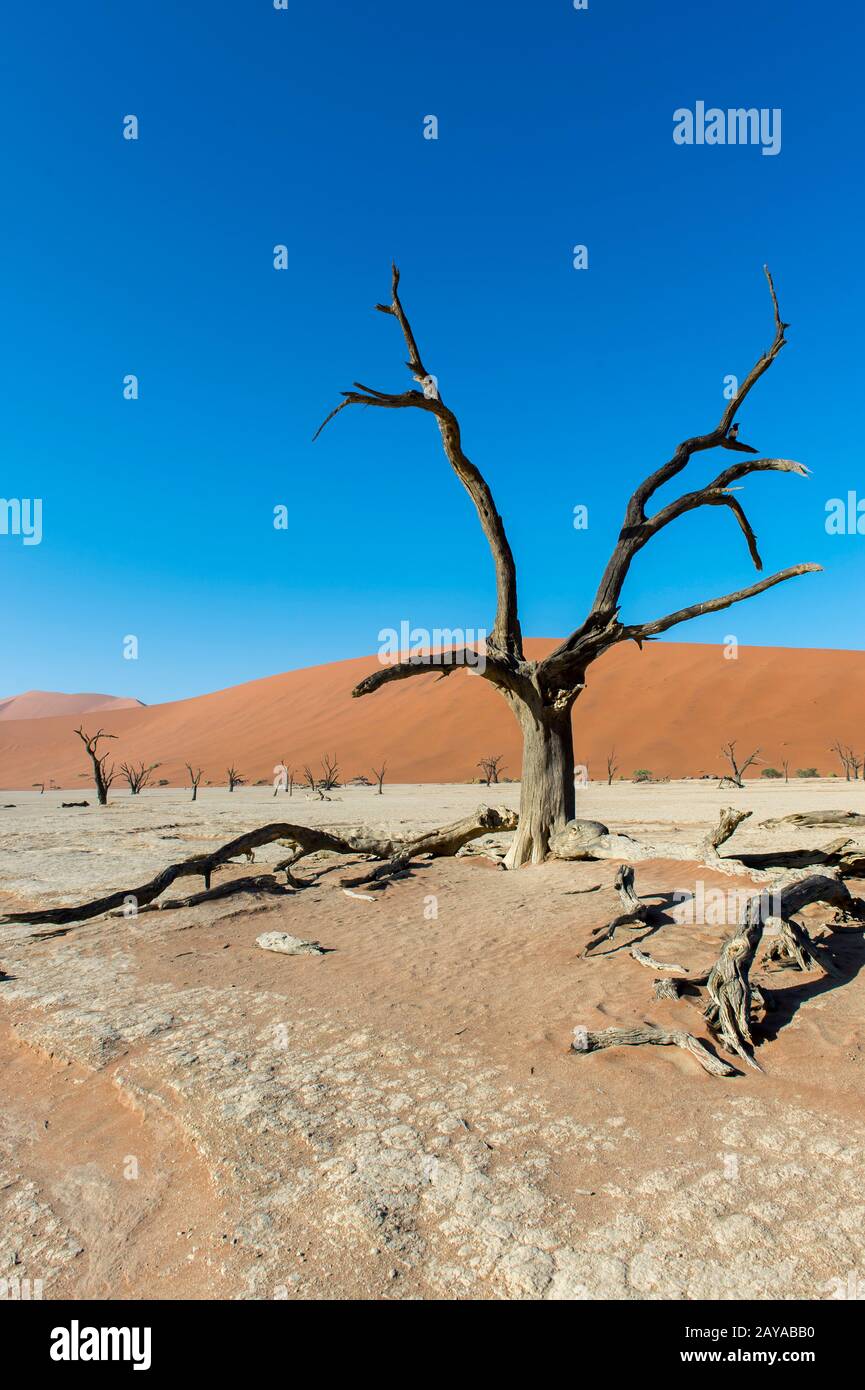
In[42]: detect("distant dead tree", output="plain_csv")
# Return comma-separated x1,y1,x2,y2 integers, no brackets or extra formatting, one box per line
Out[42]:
316,263,819,866
119,761,160,795
719,741,762,789
606,748,619,786
830,740,862,781
371,761,388,795
303,765,324,799
186,764,203,802
781,757,790,783
32,782,45,795
74,727,117,806
319,753,340,790
226,767,245,792
477,754,506,786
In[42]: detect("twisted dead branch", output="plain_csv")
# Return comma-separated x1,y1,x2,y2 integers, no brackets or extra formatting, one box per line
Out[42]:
702,870,862,1068
578,861,865,1076
572,1025,735,1078
1,805,518,929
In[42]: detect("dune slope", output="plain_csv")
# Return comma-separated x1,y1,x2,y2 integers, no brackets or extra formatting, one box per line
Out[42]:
0,640,861,788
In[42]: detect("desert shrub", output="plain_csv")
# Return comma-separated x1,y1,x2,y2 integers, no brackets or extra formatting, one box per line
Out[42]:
157,778,169,786
633,769,653,783
761,767,782,779
795,767,819,778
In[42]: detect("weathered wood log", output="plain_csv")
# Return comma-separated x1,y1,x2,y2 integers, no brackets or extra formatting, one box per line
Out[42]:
109,874,294,914
704,870,859,1068
1,805,518,928
571,1024,735,1077
761,811,865,829
551,806,772,880
548,820,611,859
630,945,688,973
700,807,752,859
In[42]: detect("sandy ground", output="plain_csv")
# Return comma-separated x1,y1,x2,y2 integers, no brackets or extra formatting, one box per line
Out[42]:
2,780,865,1301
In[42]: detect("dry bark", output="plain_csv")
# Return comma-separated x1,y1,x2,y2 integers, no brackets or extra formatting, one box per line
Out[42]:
571,1025,735,1077
315,264,819,867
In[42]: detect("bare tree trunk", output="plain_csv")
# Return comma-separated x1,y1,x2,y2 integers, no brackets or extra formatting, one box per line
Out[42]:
505,701,574,868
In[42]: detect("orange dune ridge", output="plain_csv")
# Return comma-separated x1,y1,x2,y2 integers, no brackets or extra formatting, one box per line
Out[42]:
0,691,143,722
0,640,862,789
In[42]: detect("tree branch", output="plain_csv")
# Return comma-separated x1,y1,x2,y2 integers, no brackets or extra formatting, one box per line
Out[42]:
541,270,798,691
631,265,789,515
351,650,523,699
536,271,819,695
2,806,519,929
313,263,523,661
622,564,821,643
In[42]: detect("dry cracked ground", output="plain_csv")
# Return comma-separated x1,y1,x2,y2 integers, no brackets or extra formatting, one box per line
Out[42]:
1,782,865,1301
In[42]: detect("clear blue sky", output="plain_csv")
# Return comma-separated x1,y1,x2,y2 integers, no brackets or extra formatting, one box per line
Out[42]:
1,0,862,704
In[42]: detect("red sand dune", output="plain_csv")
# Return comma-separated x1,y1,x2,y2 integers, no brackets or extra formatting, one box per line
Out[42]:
0,641,861,789
0,691,144,723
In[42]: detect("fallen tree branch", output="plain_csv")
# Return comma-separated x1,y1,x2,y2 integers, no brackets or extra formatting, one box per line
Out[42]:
571,1024,735,1077
552,806,771,880
1,805,519,927
109,874,294,914
761,811,865,829
630,946,689,973
703,869,861,1068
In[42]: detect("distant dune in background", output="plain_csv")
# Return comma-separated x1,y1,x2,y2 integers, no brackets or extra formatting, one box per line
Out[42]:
0,641,861,788
0,691,144,723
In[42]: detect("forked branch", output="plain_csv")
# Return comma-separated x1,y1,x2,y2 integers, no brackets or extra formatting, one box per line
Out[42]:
540,268,818,692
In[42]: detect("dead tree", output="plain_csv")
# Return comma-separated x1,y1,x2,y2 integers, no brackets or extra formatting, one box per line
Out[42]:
186,764,203,802
315,264,819,866
226,767,245,793
319,753,340,790
371,761,387,795
719,741,762,788
119,761,160,795
74,727,117,806
477,754,505,786
606,748,619,786
830,740,862,781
